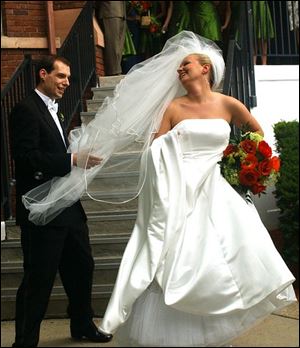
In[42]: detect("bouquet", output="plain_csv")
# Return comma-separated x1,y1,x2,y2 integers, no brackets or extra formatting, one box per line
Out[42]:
219,128,281,200
129,1,162,34
129,1,152,14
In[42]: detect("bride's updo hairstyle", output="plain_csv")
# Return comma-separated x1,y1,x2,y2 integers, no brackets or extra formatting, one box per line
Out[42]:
192,53,215,88
22,31,226,225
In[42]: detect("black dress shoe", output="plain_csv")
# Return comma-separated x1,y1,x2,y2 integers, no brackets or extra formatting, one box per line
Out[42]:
70,320,113,343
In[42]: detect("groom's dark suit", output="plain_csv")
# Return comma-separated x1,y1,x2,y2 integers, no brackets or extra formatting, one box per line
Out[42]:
10,90,95,347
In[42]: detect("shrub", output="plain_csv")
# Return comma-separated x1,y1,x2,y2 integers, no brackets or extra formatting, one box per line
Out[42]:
273,120,299,264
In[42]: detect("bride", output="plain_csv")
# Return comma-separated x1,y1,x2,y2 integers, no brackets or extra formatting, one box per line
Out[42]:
23,31,296,347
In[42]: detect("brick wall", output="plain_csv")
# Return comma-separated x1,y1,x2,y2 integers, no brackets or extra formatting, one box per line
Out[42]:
1,49,47,90
54,1,87,10
95,46,105,78
3,1,47,37
1,0,104,90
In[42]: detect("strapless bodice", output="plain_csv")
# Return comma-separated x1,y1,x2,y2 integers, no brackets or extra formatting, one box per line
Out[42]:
171,118,231,154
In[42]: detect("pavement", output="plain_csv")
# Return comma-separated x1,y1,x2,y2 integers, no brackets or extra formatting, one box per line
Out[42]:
1,302,298,347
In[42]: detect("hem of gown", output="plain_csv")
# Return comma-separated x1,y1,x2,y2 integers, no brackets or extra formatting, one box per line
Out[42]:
113,280,297,347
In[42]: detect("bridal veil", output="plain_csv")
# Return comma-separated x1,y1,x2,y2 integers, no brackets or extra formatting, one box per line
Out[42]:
22,31,225,225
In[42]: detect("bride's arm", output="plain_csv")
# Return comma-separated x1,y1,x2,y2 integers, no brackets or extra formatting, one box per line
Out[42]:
226,95,264,136
153,102,175,139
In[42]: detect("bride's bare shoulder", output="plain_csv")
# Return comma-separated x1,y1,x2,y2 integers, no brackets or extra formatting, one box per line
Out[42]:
172,95,187,104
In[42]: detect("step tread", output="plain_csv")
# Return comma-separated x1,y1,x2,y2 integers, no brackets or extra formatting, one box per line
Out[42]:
91,86,115,91
1,255,122,269
2,283,115,297
4,210,137,225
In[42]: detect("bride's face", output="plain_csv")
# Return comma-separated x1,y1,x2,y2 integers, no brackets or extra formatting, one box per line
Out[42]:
177,55,204,84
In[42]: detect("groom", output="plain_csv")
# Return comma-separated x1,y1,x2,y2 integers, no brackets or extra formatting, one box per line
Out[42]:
10,55,111,347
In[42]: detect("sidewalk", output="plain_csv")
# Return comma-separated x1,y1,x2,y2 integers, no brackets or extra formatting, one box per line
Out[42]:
1,302,298,347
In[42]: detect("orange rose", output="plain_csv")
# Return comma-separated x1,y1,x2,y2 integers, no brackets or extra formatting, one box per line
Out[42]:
240,139,257,154
270,156,281,172
239,168,259,186
258,140,272,158
241,154,258,170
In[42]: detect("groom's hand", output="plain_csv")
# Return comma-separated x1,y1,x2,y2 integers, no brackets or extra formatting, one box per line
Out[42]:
73,152,102,169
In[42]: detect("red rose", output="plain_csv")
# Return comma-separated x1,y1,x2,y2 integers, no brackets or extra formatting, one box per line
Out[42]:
251,182,267,195
141,1,151,11
241,154,258,170
149,23,159,33
239,168,260,186
258,140,272,158
258,158,272,176
223,144,237,157
240,139,257,154
270,156,281,172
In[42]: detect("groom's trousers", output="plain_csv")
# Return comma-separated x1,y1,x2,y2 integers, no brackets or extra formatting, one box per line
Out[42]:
14,221,94,347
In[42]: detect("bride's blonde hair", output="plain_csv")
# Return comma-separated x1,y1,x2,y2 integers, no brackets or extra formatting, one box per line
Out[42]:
193,53,214,88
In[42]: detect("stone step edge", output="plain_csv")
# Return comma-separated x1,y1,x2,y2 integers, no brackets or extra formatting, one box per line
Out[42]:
94,171,139,179
91,86,115,92
1,234,131,250
1,256,122,273
2,283,115,298
81,190,139,200
4,211,138,227
86,98,106,103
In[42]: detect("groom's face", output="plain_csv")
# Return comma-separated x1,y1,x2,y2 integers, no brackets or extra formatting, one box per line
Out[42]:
39,60,71,100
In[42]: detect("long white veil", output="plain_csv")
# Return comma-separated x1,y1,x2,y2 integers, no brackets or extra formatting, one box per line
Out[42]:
22,31,225,225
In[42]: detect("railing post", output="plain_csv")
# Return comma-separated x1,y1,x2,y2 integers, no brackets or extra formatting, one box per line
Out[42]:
24,54,33,96
245,1,257,108
1,107,12,220
76,32,84,113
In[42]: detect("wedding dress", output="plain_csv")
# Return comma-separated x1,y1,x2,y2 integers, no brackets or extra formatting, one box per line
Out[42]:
99,118,297,347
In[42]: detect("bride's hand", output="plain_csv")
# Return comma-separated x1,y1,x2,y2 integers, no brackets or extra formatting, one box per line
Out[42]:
73,152,102,169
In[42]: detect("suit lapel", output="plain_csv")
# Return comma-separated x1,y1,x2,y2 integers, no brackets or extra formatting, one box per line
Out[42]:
32,91,68,149
57,108,70,147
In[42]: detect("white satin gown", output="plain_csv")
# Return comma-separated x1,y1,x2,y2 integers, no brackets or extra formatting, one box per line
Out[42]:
99,118,297,347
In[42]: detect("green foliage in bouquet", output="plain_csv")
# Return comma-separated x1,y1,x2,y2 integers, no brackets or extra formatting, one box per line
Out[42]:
273,120,299,263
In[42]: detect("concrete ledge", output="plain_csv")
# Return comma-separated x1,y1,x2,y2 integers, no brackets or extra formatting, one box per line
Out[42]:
1,36,61,49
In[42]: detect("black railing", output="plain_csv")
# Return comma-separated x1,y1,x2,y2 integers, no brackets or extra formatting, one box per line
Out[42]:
255,1,299,65
1,1,96,220
223,1,257,113
1,55,35,219
57,0,96,129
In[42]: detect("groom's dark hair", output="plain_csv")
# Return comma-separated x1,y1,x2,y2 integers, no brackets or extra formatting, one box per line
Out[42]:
35,55,71,84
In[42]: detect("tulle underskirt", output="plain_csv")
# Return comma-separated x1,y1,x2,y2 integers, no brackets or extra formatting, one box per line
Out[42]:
114,281,296,347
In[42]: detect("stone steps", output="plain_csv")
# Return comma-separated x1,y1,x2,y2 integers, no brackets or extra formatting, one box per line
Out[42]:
3,211,137,240
81,192,139,213
1,75,137,320
1,255,121,289
1,282,117,319
1,234,130,263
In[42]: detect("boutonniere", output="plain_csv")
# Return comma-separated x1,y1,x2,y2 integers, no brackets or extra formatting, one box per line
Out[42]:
59,112,65,123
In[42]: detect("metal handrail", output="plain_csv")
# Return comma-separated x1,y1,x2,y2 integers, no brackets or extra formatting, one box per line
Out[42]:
57,0,96,128
1,55,35,220
223,1,257,111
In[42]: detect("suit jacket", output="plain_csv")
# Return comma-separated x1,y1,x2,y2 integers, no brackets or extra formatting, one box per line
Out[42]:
97,1,126,19
10,90,87,226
